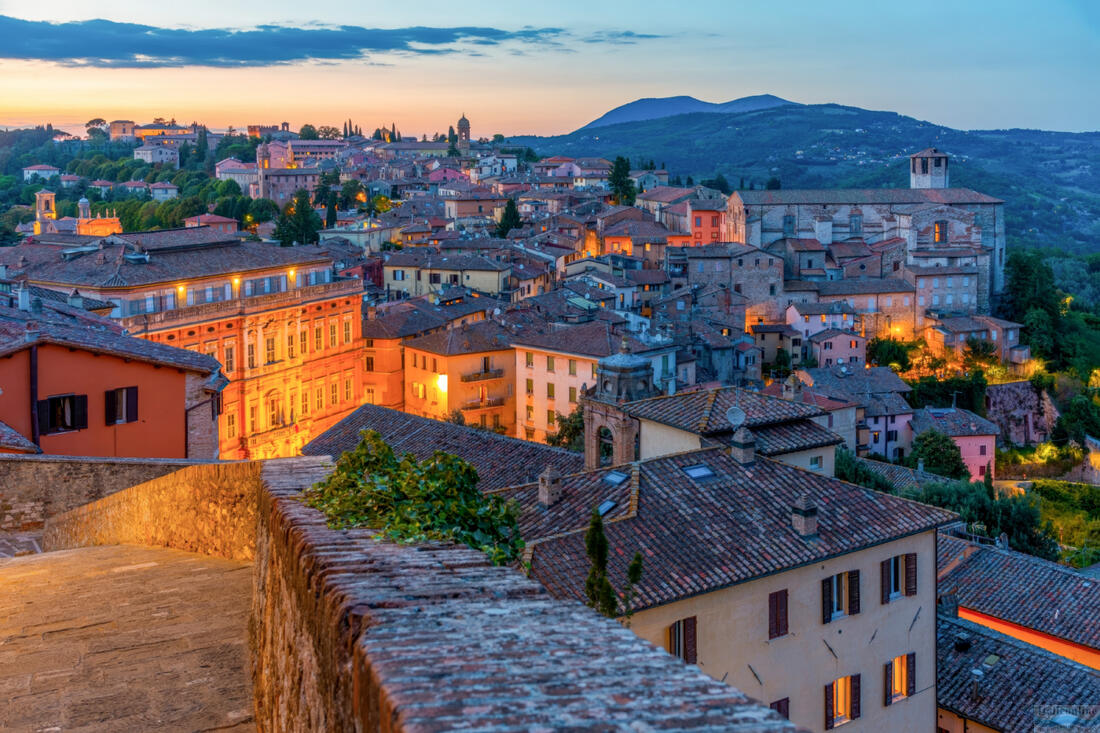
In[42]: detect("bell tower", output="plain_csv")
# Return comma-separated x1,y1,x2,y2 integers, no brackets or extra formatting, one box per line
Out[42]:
457,113,470,145
33,189,57,235
909,147,949,189
581,337,658,469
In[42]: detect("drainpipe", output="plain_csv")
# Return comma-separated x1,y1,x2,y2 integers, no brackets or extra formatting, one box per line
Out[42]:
29,344,40,446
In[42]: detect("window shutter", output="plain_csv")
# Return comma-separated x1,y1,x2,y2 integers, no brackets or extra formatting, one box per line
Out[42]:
73,395,88,430
104,389,117,425
904,553,918,596
768,591,778,639
881,559,891,604
824,682,834,730
822,577,833,624
848,569,860,615
770,697,789,720
777,589,788,637
125,386,139,423
883,660,893,706
906,653,916,697
851,673,861,719
36,399,50,434
683,616,697,664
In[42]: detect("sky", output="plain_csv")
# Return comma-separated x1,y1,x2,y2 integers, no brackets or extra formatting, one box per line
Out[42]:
0,0,1097,137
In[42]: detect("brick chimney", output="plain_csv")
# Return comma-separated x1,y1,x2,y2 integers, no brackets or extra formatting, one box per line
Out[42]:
728,426,755,465
538,466,562,507
791,493,818,537
16,285,31,312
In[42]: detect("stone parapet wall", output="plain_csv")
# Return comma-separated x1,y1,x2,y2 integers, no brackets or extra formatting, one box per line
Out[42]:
0,454,211,532
43,460,262,561
251,458,792,732
985,381,1058,446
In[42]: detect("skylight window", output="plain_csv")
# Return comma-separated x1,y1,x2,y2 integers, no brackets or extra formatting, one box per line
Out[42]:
683,464,715,479
604,470,628,486
597,499,617,516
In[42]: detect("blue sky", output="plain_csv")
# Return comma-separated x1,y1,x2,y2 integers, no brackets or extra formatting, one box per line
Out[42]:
0,0,1096,134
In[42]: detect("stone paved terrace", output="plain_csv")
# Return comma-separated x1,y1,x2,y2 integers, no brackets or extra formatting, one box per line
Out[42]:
0,544,254,732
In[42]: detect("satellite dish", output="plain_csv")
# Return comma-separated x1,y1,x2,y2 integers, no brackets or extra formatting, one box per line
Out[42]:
725,406,747,431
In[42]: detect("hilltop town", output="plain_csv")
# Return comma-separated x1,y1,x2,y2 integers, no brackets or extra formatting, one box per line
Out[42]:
1,115,1098,733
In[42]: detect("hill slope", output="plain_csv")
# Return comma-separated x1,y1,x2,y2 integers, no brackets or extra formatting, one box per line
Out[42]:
580,94,795,130
510,104,1100,253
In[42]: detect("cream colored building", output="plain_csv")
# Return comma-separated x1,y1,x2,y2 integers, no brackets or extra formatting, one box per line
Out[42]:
383,250,510,299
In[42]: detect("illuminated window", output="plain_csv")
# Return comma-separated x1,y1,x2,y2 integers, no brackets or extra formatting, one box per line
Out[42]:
525,351,534,367
265,337,276,364
885,654,914,704
934,220,947,243
300,330,307,355
329,324,337,348
547,410,556,426
526,405,534,421
314,326,322,351
315,388,323,411
226,413,236,439
825,674,859,727
343,321,352,344
526,378,533,395
224,346,235,373
330,383,338,406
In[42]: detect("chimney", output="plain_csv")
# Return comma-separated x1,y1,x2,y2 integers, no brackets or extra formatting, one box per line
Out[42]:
917,459,925,473
940,592,960,618
969,668,984,703
30,297,43,314
813,216,833,246
16,285,31,311
537,465,562,507
0,264,7,279
67,289,83,309
728,426,756,465
791,493,818,537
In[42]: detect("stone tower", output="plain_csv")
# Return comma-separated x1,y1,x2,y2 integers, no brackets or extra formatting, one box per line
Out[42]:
457,113,470,144
909,147,949,189
581,337,658,469
33,189,56,235
77,197,91,219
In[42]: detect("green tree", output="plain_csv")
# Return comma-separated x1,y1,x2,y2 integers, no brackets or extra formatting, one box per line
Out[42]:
303,430,523,565
317,125,342,140
908,430,969,479
984,463,995,500
608,156,636,205
546,405,584,452
325,195,337,229
340,179,364,209
298,124,319,140
963,337,998,371
195,127,208,167
773,347,792,376
1023,308,1055,358
273,189,321,246
247,197,279,224
765,176,782,190
492,133,505,143
448,126,457,144
584,508,644,619
496,198,522,238
867,337,912,371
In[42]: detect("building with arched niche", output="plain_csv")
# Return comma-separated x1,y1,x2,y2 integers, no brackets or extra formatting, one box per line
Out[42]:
581,338,659,469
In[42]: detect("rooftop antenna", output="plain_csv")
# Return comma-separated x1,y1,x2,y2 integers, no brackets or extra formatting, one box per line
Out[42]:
725,388,746,431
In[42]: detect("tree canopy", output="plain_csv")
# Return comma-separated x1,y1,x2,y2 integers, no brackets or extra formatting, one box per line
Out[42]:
907,429,970,479
495,199,521,238
273,189,321,246
608,156,636,206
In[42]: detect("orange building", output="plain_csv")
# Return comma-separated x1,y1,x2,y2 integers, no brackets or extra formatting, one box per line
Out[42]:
0,289,223,458
0,227,366,459
403,320,515,434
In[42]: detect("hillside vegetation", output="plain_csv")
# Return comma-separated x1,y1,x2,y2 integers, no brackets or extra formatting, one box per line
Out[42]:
510,103,1100,253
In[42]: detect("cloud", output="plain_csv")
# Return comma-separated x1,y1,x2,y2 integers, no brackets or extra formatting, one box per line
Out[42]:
582,30,666,44
0,16,588,68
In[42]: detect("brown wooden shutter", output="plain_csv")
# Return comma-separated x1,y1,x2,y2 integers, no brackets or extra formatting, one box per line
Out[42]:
770,697,789,720
824,682,834,730
848,569,860,615
822,576,833,624
777,589,788,637
73,395,88,430
906,653,916,697
683,616,697,664
104,389,117,425
851,673,861,719
883,660,893,706
768,591,778,639
36,399,50,434
881,558,891,604
904,553,918,596
125,386,138,423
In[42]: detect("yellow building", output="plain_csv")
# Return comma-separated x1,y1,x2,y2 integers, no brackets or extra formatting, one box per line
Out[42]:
383,250,510,298
403,320,515,433
489,443,955,733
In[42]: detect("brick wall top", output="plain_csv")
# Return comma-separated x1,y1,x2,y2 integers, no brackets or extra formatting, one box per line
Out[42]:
256,458,794,732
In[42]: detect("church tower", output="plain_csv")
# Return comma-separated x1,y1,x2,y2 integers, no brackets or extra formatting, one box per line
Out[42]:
77,197,91,219
581,337,658,469
909,147,949,189
33,189,56,235
457,113,470,145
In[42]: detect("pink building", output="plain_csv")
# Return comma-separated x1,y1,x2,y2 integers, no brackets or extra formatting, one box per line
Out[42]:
785,302,858,341
808,329,866,368
185,213,239,234
911,407,998,480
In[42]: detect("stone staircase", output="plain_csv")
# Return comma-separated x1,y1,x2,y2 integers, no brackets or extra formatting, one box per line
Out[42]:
0,544,254,732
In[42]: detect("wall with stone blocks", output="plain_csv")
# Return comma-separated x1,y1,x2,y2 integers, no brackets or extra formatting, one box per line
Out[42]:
985,381,1059,446
43,460,262,561
0,454,211,532
250,458,793,732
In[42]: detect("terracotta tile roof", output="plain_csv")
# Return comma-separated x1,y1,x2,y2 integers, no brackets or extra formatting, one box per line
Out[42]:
623,386,825,435
0,419,39,453
912,407,998,437
636,186,694,203
808,328,863,343
512,321,661,359
404,320,512,356
625,269,669,285
938,534,1100,650
493,446,955,611
798,366,913,418
670,243,761,259
749,420,844,456
816,278,914,296
853,457,947,491
749,323,799,336
735,188,1003,206
786,238,825,252
384,250,510,272
760,383,857,411
603,220,672,240
937,614,1100,733
789,302,856,316
302,404,583,492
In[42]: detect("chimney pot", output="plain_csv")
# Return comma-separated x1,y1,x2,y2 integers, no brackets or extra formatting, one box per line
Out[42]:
791,492,818,536
538,465,562,507
729,426,756,465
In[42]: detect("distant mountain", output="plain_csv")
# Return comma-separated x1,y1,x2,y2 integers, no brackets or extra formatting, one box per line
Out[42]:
580,94,796,130
508,103,1100,253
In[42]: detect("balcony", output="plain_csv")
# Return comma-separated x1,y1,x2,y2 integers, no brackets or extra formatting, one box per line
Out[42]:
462,396,505,410
460,368,505,383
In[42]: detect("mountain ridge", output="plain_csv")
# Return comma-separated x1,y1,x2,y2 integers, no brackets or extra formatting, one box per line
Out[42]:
579,94,796,131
